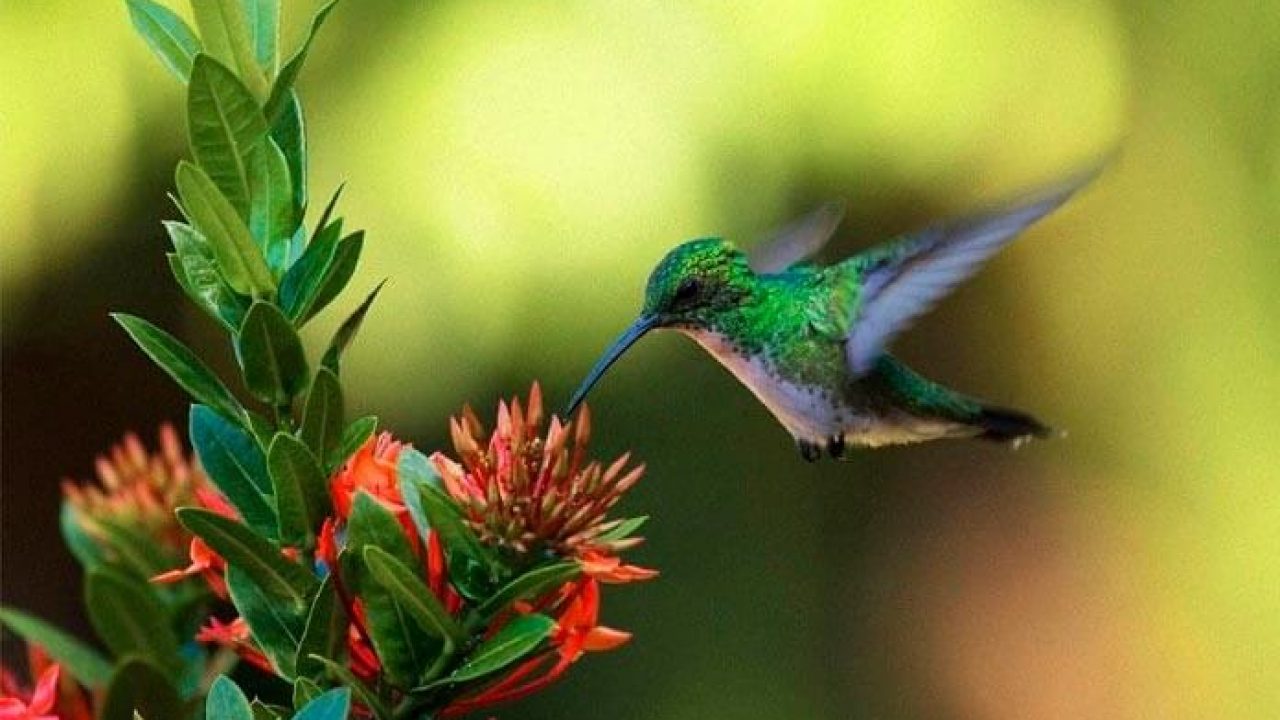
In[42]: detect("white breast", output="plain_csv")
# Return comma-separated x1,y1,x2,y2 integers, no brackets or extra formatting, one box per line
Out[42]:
680,329,843,443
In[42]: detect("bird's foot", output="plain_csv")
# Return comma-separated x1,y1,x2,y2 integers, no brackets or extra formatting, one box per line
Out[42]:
797,439,823,462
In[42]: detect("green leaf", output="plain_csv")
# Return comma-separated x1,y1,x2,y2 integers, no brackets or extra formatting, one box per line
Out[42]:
294,575,345,681
207,675,255,720
176,161,275,296
86,568,182,669
100,659,183,720
177,507,316,604
594,515,648,543
242,0,279,73
188,55,268,218
299,367,343,464
88,517,182,581
190,404,277,536
435,614,556,687
396,447,439,547
308,655,391,720
292,677,323,709
112,313,245,422
294,688,351,720
321,280,385,374
167,221,249,329
236,301,309,405
331,415,377,469
250,140,298,275
343,492,418,587
263,0,340,123
362,546,464,646
60,503,107,569
226,565,307,678
412,468,503,601
472,562,580,626
251,700,288,720
269,91,306,221
189,0,270,98
0,606,113,688
301,231,363,323
126,0,202,81
278,220,340,321
267,433,329,546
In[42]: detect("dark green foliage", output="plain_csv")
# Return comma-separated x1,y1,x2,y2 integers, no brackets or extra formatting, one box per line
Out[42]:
112,313,244,423
267,432,329,547
190,404,278,536
85,569,182,673
0,606,113,688
237,301,310,405
100,659,183,720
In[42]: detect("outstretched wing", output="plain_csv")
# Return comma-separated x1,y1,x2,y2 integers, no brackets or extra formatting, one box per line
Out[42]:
747,201,847,274
844,168,1099,375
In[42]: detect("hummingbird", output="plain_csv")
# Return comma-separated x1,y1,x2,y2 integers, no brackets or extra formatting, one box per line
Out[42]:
566,169,1098,461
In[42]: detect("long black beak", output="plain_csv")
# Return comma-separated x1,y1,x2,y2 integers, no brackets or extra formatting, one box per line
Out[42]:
566,315,658,415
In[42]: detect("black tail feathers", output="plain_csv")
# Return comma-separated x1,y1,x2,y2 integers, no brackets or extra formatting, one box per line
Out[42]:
975,405,1054,444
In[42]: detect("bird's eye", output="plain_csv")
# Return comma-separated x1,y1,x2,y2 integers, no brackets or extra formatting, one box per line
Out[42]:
674,278,701,302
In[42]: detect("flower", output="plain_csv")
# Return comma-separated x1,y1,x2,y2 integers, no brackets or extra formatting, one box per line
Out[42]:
195,618,272,674
331,432,407,517
441,578,630,718
0,646,91,720
0,664,58,720
430,383,656,582
62,425,206,561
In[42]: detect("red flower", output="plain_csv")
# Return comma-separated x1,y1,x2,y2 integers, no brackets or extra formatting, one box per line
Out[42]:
430,383,655,580
0,664,58,720
196,618,272,674
331,433,406,518
441,578,630,718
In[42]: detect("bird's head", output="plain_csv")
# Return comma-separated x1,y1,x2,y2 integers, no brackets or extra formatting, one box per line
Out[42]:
566,238,753,414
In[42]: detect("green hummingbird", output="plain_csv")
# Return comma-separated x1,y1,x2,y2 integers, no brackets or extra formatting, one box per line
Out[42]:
566,169,1098,461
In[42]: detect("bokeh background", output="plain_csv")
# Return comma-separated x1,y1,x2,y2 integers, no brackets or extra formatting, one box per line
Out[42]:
3,0,1279,717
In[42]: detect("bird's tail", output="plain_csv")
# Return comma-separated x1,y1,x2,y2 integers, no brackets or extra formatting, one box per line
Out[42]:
972,404,1054,445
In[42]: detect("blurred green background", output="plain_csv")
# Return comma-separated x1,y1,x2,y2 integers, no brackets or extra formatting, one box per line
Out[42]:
3,0,1279,717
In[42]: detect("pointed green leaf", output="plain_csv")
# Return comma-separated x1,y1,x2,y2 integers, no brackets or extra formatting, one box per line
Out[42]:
278,221,340,321
250,140,297,275
126,0,202,82
188,55,268,217
472,562,580,626
189,0,269,98
60,503,107,570
263,0,340,123
362,546,464,646
101,659,182,720
332,415,377,469
308,655,391,720
321,280,385,373
176,161,275,296
594,515,648,543
301,231,363,323
408,462,502,601
0,606,113,688
177,507,316,604
437,614,555,686
251,700,287,720
167,221,249,329
294,688,351,720
299,367,343,464
207,675,255,720
294,575,345,681
237,301,309,404
112,313,245,422
242,0,279,73
344,492,418,586
269,91,306,220
190,404,277,536
396,447,438,547
267,432,329,546
226,565,307,678
86,568,181,668
292,677,323,709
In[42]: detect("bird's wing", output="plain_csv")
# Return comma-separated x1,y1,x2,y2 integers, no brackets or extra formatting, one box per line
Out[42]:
747,201,847,274
844,169,1099,375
